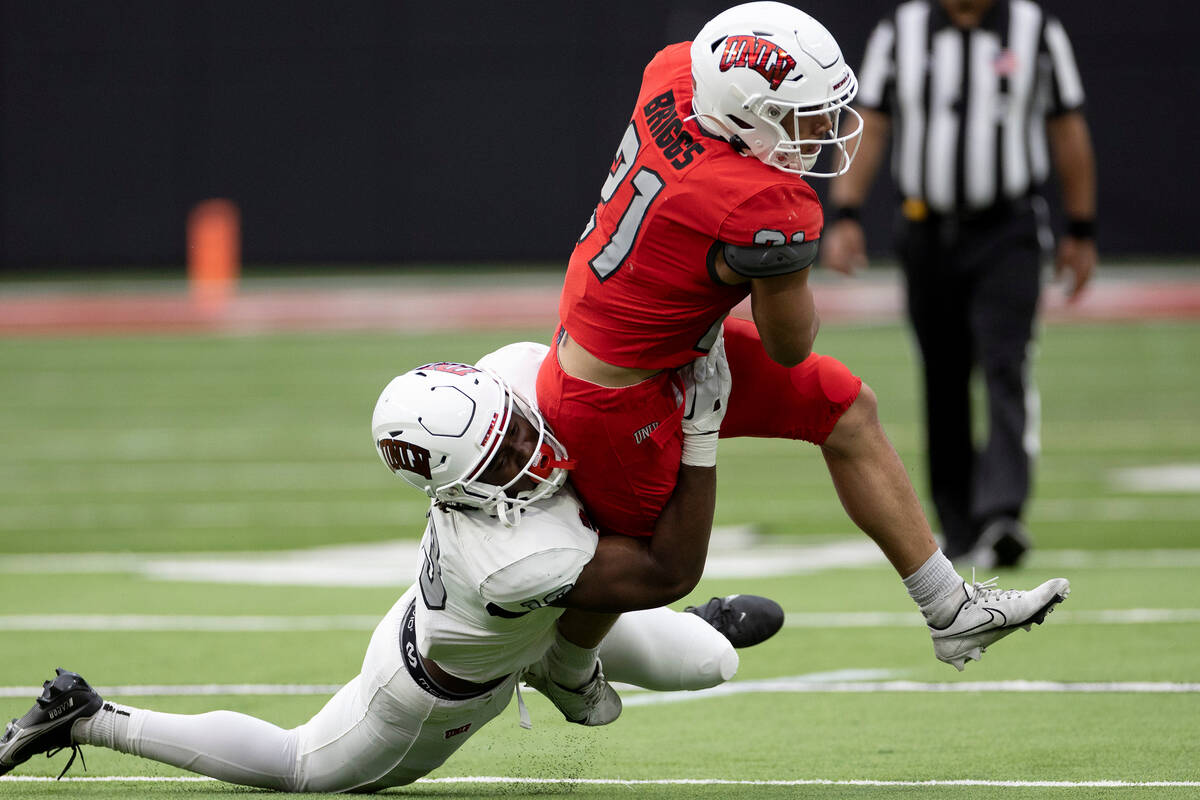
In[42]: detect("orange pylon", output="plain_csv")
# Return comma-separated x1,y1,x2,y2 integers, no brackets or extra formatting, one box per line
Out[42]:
187,199,240,311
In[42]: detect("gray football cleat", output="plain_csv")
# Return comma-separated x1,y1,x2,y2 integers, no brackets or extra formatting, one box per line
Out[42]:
522,658,621,726
930,577,1070,671
0,668,103,778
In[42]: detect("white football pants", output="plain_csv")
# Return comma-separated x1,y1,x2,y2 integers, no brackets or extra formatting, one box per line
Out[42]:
74,585,737,792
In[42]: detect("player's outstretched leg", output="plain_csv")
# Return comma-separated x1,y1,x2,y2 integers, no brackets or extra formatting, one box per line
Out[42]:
0,668,103,777
521,659,621,726
685,594,785,648
928,577,1070,671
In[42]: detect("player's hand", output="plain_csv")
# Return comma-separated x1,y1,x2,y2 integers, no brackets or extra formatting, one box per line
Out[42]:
1055,236,1097,302
681,332,731,467
821,219,868,276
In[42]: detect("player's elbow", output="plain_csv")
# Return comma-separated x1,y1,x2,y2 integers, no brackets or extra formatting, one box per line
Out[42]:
764,339,812,368
651,562,703,605
760,321,817,367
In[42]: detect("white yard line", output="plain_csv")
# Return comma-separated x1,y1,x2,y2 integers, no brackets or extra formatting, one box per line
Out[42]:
1,775,1198,787
3,676,1198,700
1,607,1197,633
0,614,381,631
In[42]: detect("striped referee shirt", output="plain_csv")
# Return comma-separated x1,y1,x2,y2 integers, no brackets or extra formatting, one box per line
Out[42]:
856,0,1086,214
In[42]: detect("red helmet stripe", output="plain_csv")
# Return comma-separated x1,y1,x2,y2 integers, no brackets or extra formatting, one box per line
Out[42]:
465,403,511,483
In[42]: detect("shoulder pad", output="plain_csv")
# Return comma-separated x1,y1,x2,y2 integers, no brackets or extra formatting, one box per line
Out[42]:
480,548,592,614
722,239,818,278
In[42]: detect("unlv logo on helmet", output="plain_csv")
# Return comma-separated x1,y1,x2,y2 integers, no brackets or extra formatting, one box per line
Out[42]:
378,438,434,479
717,35,797,90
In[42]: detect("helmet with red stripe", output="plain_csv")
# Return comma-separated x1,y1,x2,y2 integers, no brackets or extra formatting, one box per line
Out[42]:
371,361,572,525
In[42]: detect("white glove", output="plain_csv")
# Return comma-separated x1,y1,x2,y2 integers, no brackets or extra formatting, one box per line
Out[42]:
680,331,731,467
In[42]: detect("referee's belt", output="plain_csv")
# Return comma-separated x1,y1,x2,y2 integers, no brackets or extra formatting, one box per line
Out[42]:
902,194,1032,224
400,601,509,701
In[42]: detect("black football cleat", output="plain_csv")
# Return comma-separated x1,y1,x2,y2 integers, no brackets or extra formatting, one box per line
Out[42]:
0,668,103,778
685,594,785,648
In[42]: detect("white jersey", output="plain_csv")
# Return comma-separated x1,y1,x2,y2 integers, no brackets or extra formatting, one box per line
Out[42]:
412,492,597,682
411,341,599,683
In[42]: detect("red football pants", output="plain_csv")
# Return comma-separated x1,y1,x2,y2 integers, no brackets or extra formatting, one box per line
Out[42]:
536,317,862,537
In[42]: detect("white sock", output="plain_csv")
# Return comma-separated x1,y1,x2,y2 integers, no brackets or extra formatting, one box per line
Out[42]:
598,607,738,691
546,630,600,690
72,700,133,749
902,549,966,627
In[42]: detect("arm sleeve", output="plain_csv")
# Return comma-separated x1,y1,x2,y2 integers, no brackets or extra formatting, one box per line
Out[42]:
856,18,896,112
1042,16,1086,115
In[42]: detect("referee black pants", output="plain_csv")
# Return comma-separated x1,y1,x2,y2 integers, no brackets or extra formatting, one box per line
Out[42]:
896,199,1044,556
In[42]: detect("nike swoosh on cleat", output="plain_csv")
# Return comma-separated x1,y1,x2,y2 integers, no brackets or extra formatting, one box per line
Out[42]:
954,606,1008,635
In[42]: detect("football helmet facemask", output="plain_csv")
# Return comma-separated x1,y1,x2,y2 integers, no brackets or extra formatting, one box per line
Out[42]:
371,362,573,526
690,1,862,177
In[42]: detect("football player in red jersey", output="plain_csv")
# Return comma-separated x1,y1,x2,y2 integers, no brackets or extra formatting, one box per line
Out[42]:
538,1,1071,672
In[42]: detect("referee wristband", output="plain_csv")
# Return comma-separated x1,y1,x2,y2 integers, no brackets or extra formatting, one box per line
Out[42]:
1066,219,1096,239
831,206,861,223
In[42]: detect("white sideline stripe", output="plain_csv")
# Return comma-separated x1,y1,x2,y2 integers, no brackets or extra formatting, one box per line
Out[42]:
2,607,1198,633
1111,463,1200,492
2,776,1198,788
619,676,1200,707
0,614,380,631
3,678,1198,700
0,684,342,698
784,608,1200,628
1031,548,1200,568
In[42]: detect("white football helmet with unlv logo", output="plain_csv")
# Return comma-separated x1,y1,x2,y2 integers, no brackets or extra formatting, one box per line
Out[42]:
371,361,572,525
690,1,862,177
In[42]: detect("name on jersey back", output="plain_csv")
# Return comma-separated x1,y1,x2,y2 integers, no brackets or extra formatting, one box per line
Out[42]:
643,90,705,170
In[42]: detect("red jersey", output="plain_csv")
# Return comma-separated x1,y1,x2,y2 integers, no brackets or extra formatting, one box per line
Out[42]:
558,43,824,370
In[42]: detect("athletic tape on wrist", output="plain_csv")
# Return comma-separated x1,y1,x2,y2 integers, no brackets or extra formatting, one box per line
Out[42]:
681,433,719,467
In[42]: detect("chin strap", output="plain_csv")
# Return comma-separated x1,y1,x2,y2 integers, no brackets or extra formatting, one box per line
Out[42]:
495,499,519,528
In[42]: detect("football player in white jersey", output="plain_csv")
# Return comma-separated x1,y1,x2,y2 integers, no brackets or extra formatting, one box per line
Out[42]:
0,340,785,792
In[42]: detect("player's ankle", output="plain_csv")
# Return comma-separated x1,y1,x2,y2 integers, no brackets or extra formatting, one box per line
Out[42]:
547,632,601,690
902,549,964,626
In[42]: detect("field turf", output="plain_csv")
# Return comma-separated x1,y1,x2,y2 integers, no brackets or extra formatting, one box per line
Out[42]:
1,319,1198,798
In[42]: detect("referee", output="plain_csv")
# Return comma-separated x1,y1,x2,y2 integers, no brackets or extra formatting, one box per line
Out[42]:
823,0,1097,567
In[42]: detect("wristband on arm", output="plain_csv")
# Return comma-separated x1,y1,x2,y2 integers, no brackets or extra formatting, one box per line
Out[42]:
1066,219,1096,239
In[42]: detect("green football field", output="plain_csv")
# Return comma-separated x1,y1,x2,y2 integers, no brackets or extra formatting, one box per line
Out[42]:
1,319,1198,798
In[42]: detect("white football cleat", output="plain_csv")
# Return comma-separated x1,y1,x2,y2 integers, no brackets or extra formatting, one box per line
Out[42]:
929,576,1070,671
521,658,621,726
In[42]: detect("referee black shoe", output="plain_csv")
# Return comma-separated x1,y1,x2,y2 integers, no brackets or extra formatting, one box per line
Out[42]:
685,594,784,648
0,668,103,778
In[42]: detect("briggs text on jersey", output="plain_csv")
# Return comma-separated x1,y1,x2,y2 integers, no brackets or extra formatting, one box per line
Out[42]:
643,90,705,169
